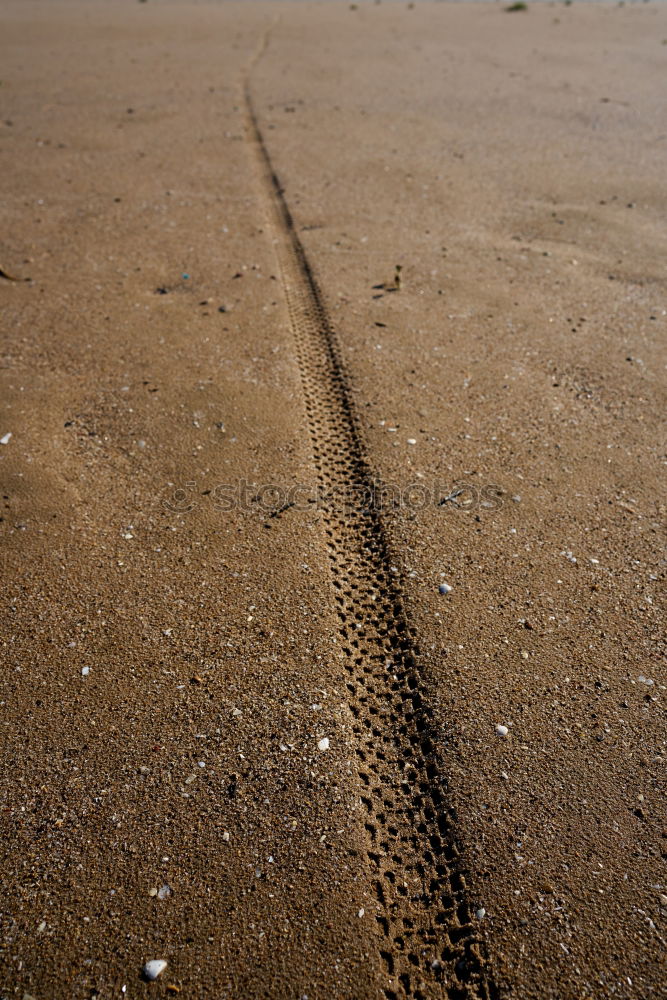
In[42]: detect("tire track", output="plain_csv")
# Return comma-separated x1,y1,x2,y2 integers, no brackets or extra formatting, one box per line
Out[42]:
243,59,495,1000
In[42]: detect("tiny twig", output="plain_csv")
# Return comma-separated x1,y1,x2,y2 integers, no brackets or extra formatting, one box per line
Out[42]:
439,488,464,508
0,266,29,282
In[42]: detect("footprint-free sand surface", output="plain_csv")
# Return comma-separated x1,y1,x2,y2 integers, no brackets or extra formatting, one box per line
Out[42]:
1,2,665,998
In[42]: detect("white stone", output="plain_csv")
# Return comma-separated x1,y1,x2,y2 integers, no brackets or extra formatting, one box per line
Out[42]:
495,724,509,737
143,960,167,981
317,737,330,752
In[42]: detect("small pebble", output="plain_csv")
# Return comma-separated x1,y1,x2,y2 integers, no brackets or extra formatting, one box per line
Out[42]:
438,583,452,595
157,884,172,900
143,960,167,981
0,432,12,445
407,438,416,445
476,907,486,919
222,831,230,842
496,724,509,737
358,907,365,918
317,737,330,752
81,666,90,677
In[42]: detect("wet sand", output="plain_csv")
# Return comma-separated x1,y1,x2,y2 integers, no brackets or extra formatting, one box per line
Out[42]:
1,2,665,998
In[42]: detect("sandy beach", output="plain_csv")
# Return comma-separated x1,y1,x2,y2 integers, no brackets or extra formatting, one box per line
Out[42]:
1,2,665,998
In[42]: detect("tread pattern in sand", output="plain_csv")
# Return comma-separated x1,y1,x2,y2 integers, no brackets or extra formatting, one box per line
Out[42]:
243,79,495,1000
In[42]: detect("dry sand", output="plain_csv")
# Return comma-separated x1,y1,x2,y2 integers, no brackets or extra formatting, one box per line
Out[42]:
1,2,665,998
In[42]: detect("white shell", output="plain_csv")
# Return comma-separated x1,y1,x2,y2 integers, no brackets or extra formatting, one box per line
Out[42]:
143,960,167,981
317,737,330,751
